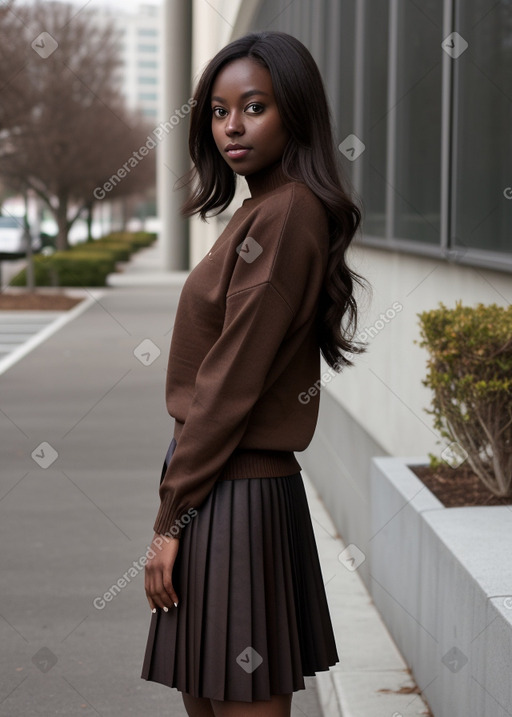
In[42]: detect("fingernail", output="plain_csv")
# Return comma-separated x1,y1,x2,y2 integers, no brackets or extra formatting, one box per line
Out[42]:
151,608,157,613
174,602,178,608
163,606,169,612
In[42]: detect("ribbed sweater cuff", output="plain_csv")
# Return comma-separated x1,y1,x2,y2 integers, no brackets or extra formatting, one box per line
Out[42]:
153,501,184,539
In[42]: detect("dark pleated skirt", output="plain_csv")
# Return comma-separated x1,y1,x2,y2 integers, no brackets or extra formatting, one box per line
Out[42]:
141,437,339,702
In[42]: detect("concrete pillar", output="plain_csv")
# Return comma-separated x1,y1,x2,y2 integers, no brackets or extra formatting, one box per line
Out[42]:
158,0,192,270
188,0,251,268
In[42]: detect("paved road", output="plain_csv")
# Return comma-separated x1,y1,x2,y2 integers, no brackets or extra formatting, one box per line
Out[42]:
0,312,63,361
0,285,323,716
0,258,25,289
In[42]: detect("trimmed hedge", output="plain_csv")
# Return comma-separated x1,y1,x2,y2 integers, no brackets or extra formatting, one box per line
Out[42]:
417,301,512,496
9,231,156,287
72,241,133,262
10,252,117,287
101,231,156,250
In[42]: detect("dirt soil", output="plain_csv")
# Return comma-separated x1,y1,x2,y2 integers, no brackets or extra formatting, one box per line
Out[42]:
411,463,512,507
0,292,84,311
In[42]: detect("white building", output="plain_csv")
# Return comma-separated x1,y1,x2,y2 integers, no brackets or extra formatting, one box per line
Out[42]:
92,2,162,120
116,3,161,120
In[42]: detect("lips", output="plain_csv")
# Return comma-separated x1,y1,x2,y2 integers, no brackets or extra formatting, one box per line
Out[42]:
225,144,251,159
227,149,250,158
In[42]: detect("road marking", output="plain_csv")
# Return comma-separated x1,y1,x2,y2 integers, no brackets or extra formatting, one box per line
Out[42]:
0,294,101,376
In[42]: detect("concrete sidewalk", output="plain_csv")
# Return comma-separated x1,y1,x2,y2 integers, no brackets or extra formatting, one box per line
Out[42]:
0,243,432,716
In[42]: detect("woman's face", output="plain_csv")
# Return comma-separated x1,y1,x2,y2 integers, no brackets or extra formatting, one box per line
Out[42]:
210,57,290,177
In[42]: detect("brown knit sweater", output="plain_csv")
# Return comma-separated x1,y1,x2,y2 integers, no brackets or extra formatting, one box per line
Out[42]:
153,162,330,537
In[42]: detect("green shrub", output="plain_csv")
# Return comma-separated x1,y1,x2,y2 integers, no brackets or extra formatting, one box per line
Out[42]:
417,301,512,496
103,231,156,249
10,251,117,287
9,255,54,287
70,241,133,262
9,231,156,287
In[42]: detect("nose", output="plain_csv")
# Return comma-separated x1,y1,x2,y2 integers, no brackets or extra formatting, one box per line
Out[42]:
225,109,244,136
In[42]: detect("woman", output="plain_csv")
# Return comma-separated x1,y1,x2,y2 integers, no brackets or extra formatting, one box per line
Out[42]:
141,30,366,717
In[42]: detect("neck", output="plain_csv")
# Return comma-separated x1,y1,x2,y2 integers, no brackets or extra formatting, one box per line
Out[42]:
244,160,293,200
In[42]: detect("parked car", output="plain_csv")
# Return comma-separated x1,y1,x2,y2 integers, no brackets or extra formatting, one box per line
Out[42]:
0,216,42,257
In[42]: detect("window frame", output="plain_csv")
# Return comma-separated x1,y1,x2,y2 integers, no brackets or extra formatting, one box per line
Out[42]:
353,0,512,274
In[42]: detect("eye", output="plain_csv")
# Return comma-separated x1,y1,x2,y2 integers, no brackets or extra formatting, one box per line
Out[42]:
211,103,264,118
246,102,264,114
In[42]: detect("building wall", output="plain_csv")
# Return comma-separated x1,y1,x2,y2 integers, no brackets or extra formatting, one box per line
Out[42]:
93,3,162,121
120,4,161,120
328,245,511,459
295,239,511,589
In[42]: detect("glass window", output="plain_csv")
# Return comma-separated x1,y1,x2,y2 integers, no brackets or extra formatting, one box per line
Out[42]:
138,44,157,53
360,1,389,237
451,0,512,255
139,60,157,69
247,0,511,269
394,0,443,244
138,27,157,36
333,1,356,191
138,92,158,101
138,76,157,85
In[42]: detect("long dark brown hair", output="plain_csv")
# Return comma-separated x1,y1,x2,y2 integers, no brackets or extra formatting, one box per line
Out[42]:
178,30,368,370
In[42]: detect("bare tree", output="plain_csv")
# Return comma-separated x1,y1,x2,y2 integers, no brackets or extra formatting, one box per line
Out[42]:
0,0,31,132
0,0,155,249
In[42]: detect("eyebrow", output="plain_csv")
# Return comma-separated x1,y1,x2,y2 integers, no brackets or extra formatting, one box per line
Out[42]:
211,89,269,103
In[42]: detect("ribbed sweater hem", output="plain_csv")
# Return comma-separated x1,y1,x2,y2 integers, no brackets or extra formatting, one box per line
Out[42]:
172,420,302,480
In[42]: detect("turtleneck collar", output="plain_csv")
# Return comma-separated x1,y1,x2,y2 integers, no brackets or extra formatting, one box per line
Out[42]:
242,160,296,203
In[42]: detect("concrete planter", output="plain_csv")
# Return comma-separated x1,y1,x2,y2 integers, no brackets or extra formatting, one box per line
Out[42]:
370,457,512,717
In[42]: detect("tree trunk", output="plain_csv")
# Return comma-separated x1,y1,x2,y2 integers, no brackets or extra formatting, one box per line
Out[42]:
86,201,94,241
120,197,128,232
23,187,35,291
55,199,69,251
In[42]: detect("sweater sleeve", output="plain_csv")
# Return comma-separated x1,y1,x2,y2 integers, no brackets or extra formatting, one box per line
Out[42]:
152,190,326,537
153,281,295,537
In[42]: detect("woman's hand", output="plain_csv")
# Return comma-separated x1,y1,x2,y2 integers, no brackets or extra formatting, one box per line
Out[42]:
144,533,180,611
